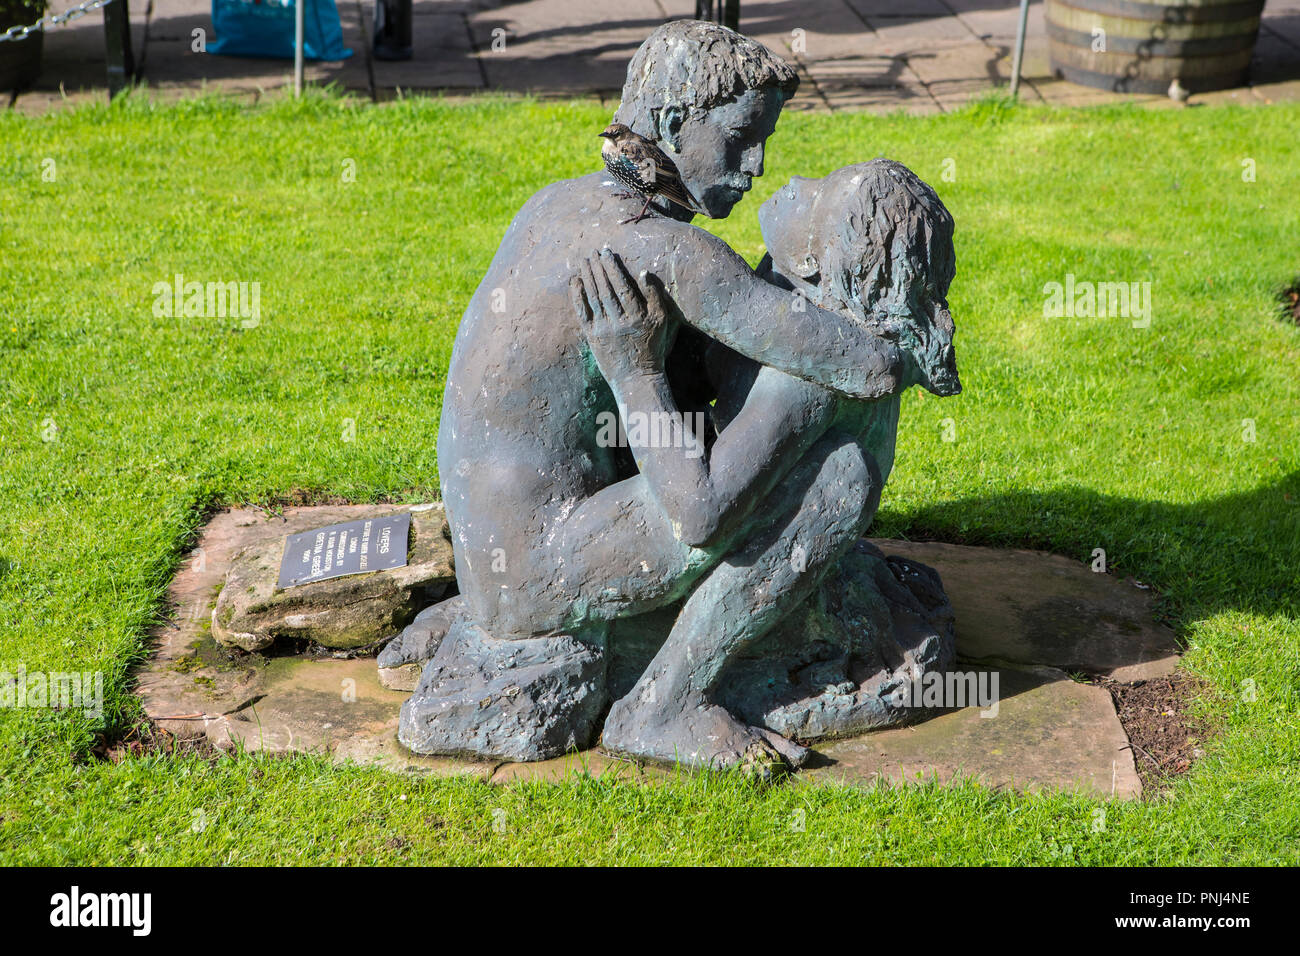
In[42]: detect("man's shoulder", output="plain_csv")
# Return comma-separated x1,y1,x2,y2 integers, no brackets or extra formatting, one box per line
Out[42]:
519,172,610,212
504,175,743,269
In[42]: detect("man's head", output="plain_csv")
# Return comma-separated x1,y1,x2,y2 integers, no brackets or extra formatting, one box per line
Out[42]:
613,20,798,219
758,159,960,397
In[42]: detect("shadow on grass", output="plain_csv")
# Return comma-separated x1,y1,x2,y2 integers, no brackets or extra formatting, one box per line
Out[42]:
892,470,1300,625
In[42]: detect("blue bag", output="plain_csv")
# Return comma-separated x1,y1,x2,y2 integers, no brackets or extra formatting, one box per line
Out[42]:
209,0,353,61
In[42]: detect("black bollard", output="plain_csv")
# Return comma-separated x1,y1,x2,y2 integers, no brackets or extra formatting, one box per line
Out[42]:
104,0,136,99
373,0,412,61
693,0,739,31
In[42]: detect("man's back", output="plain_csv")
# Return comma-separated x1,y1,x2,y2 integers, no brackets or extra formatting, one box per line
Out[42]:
437,170,726,481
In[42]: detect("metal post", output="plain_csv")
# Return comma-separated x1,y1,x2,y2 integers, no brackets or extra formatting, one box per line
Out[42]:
103,0,134,100
294,0,305,97
1009,0,1030,97
695,1,738,31
373,0,412,61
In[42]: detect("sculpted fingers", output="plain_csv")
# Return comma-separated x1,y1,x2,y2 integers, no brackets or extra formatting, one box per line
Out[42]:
569,274,592,327
588,250,623,319
577,251,668,378
582,256,609,324
600,249,646,312
639,270,669,319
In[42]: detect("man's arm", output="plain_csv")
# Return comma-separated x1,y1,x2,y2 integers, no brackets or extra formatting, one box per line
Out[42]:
574,251,838,548
647,225,901,400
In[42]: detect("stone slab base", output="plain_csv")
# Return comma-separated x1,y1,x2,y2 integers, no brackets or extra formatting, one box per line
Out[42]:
802,666,1142,798
138,506,1181,798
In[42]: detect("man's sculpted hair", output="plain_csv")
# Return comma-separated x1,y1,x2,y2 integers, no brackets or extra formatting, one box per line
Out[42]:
614,19,799,135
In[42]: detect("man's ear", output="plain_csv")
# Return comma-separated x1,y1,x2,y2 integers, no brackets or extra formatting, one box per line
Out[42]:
653,105,686,154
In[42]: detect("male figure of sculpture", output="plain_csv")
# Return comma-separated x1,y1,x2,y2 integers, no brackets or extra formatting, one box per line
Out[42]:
383,21,941,772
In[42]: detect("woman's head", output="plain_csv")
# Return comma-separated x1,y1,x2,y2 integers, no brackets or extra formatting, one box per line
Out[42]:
759,160,960,396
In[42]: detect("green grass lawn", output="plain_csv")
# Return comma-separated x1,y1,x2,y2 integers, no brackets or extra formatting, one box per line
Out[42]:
0,91,1297,865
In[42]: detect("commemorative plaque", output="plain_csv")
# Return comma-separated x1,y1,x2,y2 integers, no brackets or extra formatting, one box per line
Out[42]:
277,512,411,589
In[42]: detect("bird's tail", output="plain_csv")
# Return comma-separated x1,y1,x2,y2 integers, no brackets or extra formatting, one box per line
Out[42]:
661,179,706,217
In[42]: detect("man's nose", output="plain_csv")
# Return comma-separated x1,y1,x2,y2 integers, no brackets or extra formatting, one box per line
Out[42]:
741,143,764,178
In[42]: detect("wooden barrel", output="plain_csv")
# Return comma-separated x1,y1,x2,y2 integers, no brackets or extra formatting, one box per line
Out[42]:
1046,0,1267,94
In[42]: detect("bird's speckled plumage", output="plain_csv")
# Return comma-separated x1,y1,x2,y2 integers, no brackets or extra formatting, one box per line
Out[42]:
599,123,701,222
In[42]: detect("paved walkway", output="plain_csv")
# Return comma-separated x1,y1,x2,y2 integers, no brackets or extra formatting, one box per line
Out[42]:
11,0,1300,113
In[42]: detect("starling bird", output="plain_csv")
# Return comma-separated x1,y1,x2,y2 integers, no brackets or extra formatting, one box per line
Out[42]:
1168,78,1190,105
599,123,702,224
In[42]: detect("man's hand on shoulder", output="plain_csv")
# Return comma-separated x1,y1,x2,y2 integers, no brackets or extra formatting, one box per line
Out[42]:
571,249,671,382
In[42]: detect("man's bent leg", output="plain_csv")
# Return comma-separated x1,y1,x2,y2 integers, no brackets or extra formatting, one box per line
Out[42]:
398,425,870,761
397,475,726,761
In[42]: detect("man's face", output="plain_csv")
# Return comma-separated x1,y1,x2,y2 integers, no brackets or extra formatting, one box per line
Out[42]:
672,86,784,219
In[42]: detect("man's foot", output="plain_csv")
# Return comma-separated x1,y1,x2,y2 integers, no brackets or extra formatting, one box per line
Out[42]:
377,595,466,690
601,695,809,779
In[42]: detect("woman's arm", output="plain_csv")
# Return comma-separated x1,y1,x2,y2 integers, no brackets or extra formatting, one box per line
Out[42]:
573,251,839,548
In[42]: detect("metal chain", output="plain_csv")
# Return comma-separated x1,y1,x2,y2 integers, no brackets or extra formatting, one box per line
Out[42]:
0,0,115,44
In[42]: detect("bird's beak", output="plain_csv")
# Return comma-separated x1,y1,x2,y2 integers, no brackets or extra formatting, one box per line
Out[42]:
598,131,612,139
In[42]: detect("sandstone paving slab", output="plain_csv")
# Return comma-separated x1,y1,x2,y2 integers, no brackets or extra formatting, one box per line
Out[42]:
948,1,1048,42
806,55,929,91
866,13,978,54
138,506,483,775
490,749,667,784
141,0,369,95
139,505,1174,794
781,88,835,113
928,76,1009,109
873,539,1180,682
467,0,662,93
475,41,634,94
735,1,881,63
7,88,107,114
1032,77,1150,107
802,665,1142,799
846,0,951,18
814,82,941,115
927,79,987,111
902,41,1009,85
13,0,1300,113
802,53,938,112
1245,78,1300,103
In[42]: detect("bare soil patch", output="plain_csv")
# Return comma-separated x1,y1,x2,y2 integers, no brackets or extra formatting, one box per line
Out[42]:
1106,672,1213,792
